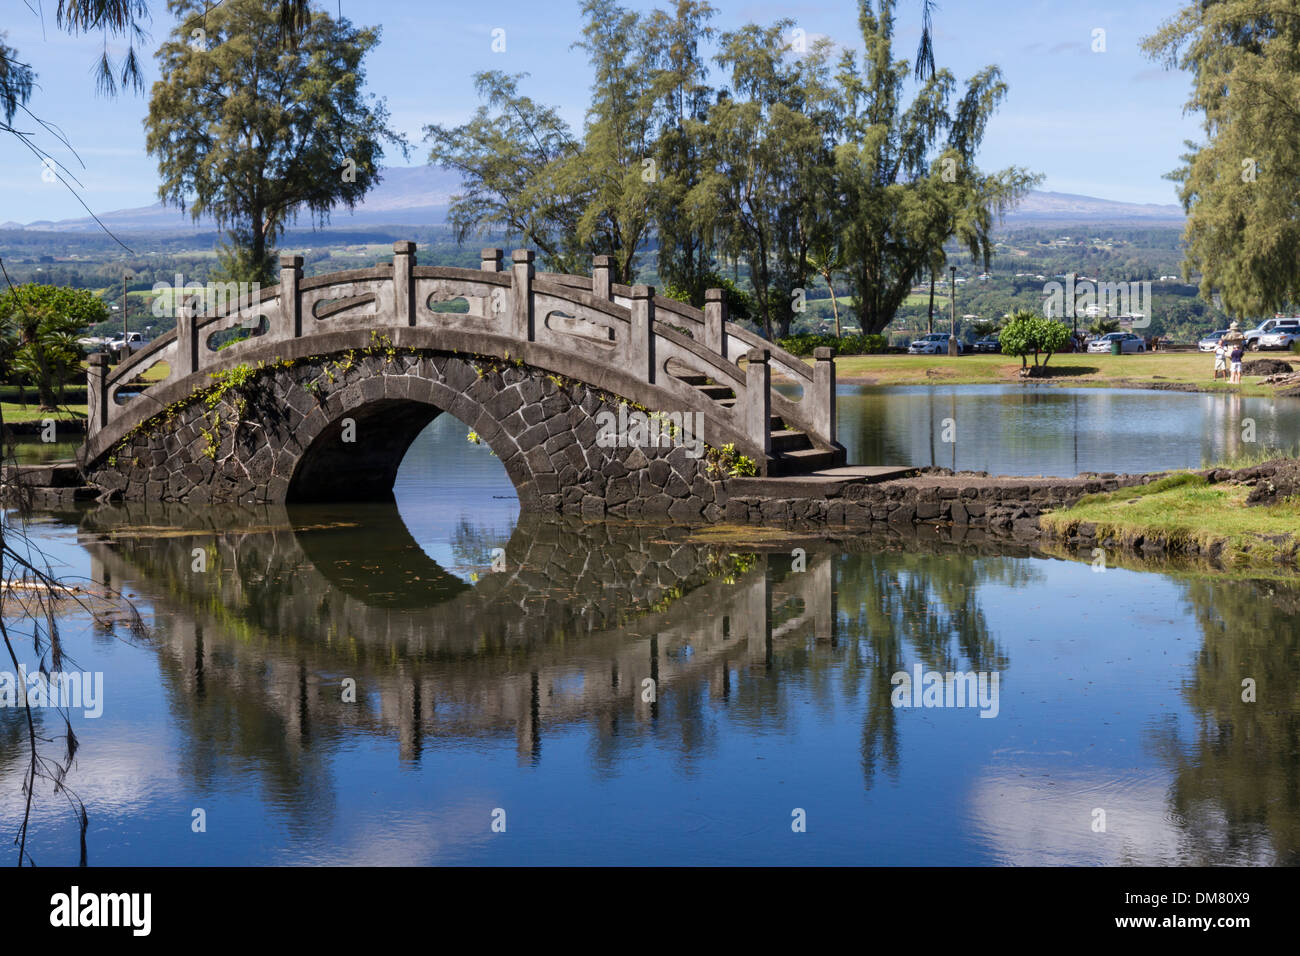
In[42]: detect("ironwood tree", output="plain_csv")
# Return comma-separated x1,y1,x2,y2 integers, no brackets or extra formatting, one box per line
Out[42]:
1143,0,1300,316
146,0,405,284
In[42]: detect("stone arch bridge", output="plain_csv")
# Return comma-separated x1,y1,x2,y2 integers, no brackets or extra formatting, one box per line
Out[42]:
82,242,844,516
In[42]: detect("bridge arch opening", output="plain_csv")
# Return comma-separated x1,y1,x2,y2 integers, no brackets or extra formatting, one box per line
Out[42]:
285,397,517,508
286,398,442,503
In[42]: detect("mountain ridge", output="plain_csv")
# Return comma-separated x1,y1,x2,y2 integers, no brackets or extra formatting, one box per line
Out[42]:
2,166,1185,233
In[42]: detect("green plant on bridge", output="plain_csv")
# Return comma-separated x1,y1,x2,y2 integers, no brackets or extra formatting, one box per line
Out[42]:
199,416,221,460
366,330,398,363
706,443,758,479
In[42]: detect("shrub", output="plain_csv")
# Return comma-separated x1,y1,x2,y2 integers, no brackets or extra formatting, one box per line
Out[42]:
999,310,1071,368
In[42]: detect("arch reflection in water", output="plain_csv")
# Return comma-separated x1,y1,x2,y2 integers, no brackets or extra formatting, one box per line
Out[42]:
79,503,840,777
66,501,1300,865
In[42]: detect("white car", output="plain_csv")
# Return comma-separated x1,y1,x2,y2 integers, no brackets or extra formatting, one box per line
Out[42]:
108,331,148,354
908,333,962,355
1087,332,1146,354
1256,322,1300,350
1244,317,1300,350
1198,330,1230,352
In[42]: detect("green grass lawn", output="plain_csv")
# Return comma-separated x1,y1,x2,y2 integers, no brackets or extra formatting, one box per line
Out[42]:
1,401,86,423
827,351,1286,396
1040,472,1300,569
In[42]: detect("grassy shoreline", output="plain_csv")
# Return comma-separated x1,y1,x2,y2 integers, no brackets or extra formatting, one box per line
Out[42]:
1039,471,1300,571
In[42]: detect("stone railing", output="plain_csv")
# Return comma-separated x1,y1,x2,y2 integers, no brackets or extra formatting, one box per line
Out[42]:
87,243,837,459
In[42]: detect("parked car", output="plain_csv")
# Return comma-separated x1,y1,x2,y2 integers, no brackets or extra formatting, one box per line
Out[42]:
1256,320,1300,350
107,331,148,354
972,334,1000,353
1086,332,1146,354
908,333,963,355
1244,317,1300,350
1198,330,1231,352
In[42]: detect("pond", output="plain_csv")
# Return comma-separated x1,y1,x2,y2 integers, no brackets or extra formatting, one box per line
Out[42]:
2,408,1297,866
836,384,1300,475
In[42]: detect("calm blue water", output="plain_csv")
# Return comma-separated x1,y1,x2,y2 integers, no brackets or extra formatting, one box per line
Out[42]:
836,385,1300,475
1,401,1296,865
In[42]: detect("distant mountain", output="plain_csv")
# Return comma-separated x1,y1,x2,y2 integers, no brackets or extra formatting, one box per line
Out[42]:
1002,190,1185,225
6,165,460,233
4,174,1184,234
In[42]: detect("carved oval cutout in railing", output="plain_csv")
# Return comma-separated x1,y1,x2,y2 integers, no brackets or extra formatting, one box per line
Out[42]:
772,380,805,403
428,296,470,314
111,360,171,405
312,294,377,321
544,309,614,345
205,315,270,353
734,354,805,403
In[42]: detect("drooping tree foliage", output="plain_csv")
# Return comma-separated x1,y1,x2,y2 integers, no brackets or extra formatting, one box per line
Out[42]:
835,3,1039,335
1143,0,1300,317
428,0,1035,339
1,2,312,244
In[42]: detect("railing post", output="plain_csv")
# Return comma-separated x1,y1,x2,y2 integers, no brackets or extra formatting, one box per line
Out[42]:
704,288,727,358
744,348,771,458
813,346,836,445
511,249,535,342
481,248,503,272
175,295,199,377
279,253,304,337
628,284,655,384
593,255,614,300
394,240,416,326
87,352,110,432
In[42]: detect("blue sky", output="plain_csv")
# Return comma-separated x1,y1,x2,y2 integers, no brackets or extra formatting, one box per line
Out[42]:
1,0,1201,224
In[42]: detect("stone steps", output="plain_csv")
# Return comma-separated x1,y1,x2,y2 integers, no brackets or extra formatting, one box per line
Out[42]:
679,376,842,476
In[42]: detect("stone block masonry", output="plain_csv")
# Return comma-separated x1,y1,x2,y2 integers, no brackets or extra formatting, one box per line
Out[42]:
84,349,732,519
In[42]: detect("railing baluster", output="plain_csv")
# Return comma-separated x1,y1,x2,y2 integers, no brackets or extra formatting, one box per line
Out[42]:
394,241,416,326
481,248,503,272
511,249,535,341
87,353,109,431
279,253,304,338
744,348,771,458
592,255,613,300
704,288,726,357
175,295,199,378
813,346,835,446
628,285,655,384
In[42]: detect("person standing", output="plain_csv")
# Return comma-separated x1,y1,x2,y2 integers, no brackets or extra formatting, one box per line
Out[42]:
1213,340,1227,380
1230,341,1245,384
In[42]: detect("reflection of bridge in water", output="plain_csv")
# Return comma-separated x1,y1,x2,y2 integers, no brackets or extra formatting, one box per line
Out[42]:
81,504,834,769
64,501,1300,865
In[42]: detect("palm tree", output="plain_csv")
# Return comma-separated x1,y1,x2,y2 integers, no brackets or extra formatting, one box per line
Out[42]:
805,239,846,337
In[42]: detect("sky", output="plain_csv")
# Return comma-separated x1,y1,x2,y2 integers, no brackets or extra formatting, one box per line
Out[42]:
0,0,1202,225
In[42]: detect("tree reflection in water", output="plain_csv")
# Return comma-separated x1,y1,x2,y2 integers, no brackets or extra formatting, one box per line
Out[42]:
1145,577,1300,865
64,499,1300,863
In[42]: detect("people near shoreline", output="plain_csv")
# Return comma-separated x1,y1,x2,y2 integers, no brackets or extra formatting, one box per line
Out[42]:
1220,321,1246,384
1220,320,1246,348
1213,341,1227,380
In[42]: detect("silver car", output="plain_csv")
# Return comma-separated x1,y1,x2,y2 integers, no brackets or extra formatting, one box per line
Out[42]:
1086,332,1146,354
1198,330,1230,352
1256,322,1300,350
